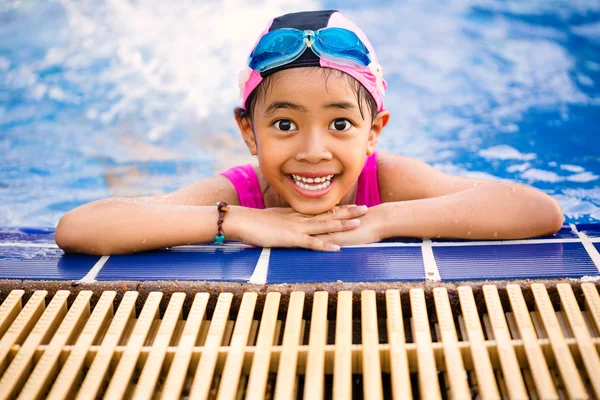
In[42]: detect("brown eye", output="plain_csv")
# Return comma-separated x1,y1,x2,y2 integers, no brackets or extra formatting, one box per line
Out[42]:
274,119,297,131
329,118,352,131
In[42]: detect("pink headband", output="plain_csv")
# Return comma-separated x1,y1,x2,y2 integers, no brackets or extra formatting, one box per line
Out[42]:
238,11,387,112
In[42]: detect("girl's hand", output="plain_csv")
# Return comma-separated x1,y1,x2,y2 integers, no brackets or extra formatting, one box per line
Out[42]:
228,205,368,251
312,206,384,246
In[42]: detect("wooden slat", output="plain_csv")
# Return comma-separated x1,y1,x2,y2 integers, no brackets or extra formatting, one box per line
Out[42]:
303,291,329,400
133,292,186,399
0,290,46,375
217,292,258,399
482,285,527,399
274,291,305,400
410,288,441,400
76,291,138,400
0,290,69,400
161,292,209,399
246,292,281,400
361,290,383,400
385,290,412,400
0,290,24,338
531,283,587,399
433,288,470,400
189,292,233,400
104,291,163,399
457,287,499,400
332,291,352,400
556,283,600,398
582,283,600,337
18,290,93,400
506,284,557,399
47,291,116,400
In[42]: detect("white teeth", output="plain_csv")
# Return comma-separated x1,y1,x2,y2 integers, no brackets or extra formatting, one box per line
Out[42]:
291,174,334,184
293,179,332,191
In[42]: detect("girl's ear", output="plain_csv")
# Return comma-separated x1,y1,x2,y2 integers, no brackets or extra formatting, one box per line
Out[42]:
234,107,258,156
367,110,390,155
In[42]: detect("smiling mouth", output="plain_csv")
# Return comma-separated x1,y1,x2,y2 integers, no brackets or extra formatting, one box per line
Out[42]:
290,174,336,191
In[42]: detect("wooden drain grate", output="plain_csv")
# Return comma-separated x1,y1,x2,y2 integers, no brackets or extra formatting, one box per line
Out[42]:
0,283,599,399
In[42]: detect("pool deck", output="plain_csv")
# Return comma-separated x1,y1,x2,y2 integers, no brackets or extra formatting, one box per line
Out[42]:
1,223,599,311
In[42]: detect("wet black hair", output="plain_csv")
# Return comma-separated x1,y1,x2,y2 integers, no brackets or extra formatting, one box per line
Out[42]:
235,67,378,124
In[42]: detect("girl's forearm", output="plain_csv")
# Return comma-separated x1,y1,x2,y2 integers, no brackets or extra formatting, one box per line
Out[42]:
379,183,564,240
55,199,244,255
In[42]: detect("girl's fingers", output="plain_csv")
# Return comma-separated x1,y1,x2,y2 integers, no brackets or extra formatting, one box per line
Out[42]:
303,218,360,235
312,205,368,221
296,234,340,252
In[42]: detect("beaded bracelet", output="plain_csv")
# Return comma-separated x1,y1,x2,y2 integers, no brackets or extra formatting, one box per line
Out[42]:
214,201,229,245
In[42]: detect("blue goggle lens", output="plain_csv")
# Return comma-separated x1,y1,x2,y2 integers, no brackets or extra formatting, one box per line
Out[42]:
248,28,371,73
317,28,361,50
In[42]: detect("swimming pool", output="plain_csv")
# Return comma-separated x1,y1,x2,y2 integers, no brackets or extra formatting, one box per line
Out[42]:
1,0,599,227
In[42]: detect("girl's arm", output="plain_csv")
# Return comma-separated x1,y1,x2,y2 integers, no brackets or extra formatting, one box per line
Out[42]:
55,176,241,254
376,151,564,240
313,152,563,245
56,175,366,254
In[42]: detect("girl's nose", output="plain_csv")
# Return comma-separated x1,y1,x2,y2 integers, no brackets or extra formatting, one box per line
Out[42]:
296,129,333,164
295,130,333,163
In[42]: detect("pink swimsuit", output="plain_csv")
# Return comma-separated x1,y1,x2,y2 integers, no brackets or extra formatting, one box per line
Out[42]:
221,152,381,208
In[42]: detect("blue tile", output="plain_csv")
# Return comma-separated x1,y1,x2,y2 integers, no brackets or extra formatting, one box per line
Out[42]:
0,246,97,280
0,227,56,244
267,247,425,284
578,224,600,238
97,246,261,281
435,242,599,281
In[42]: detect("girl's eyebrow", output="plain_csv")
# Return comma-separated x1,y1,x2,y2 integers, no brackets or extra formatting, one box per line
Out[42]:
322,101,358,111
264,101,307,116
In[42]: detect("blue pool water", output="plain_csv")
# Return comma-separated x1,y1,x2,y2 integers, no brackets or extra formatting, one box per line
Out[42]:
1,0,599,227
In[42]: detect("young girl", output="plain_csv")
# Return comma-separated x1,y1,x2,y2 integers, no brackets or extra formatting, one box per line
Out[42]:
56,10,564,255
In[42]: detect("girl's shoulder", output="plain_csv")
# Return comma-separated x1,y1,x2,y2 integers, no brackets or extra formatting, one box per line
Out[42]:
377,151,428,202
377,151,488,202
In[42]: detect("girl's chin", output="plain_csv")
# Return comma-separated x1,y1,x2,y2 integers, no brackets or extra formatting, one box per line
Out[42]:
287,199,340,216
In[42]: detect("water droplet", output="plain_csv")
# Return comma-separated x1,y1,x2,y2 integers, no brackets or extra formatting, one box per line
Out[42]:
493,232,498,237
467,231,472,236
454,220,459,224
142,239,147,244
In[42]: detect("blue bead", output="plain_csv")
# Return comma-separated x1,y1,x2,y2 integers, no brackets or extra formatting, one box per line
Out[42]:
214,235,225,245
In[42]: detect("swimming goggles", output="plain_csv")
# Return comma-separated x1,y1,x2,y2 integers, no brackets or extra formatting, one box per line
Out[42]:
248,27,373,73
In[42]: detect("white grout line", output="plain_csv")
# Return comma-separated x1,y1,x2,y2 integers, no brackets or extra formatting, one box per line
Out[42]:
77,255,110,284
0,242,58,248
173,243,255,250
430,238,584,246
421,239,441,282
570,224,600,273
343,237,583,248
249,248,271,284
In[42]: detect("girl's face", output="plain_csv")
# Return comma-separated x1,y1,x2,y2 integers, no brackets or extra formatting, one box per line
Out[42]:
237,68,389,215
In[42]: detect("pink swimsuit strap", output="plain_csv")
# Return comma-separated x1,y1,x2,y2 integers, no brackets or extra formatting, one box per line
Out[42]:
221,152,381,209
